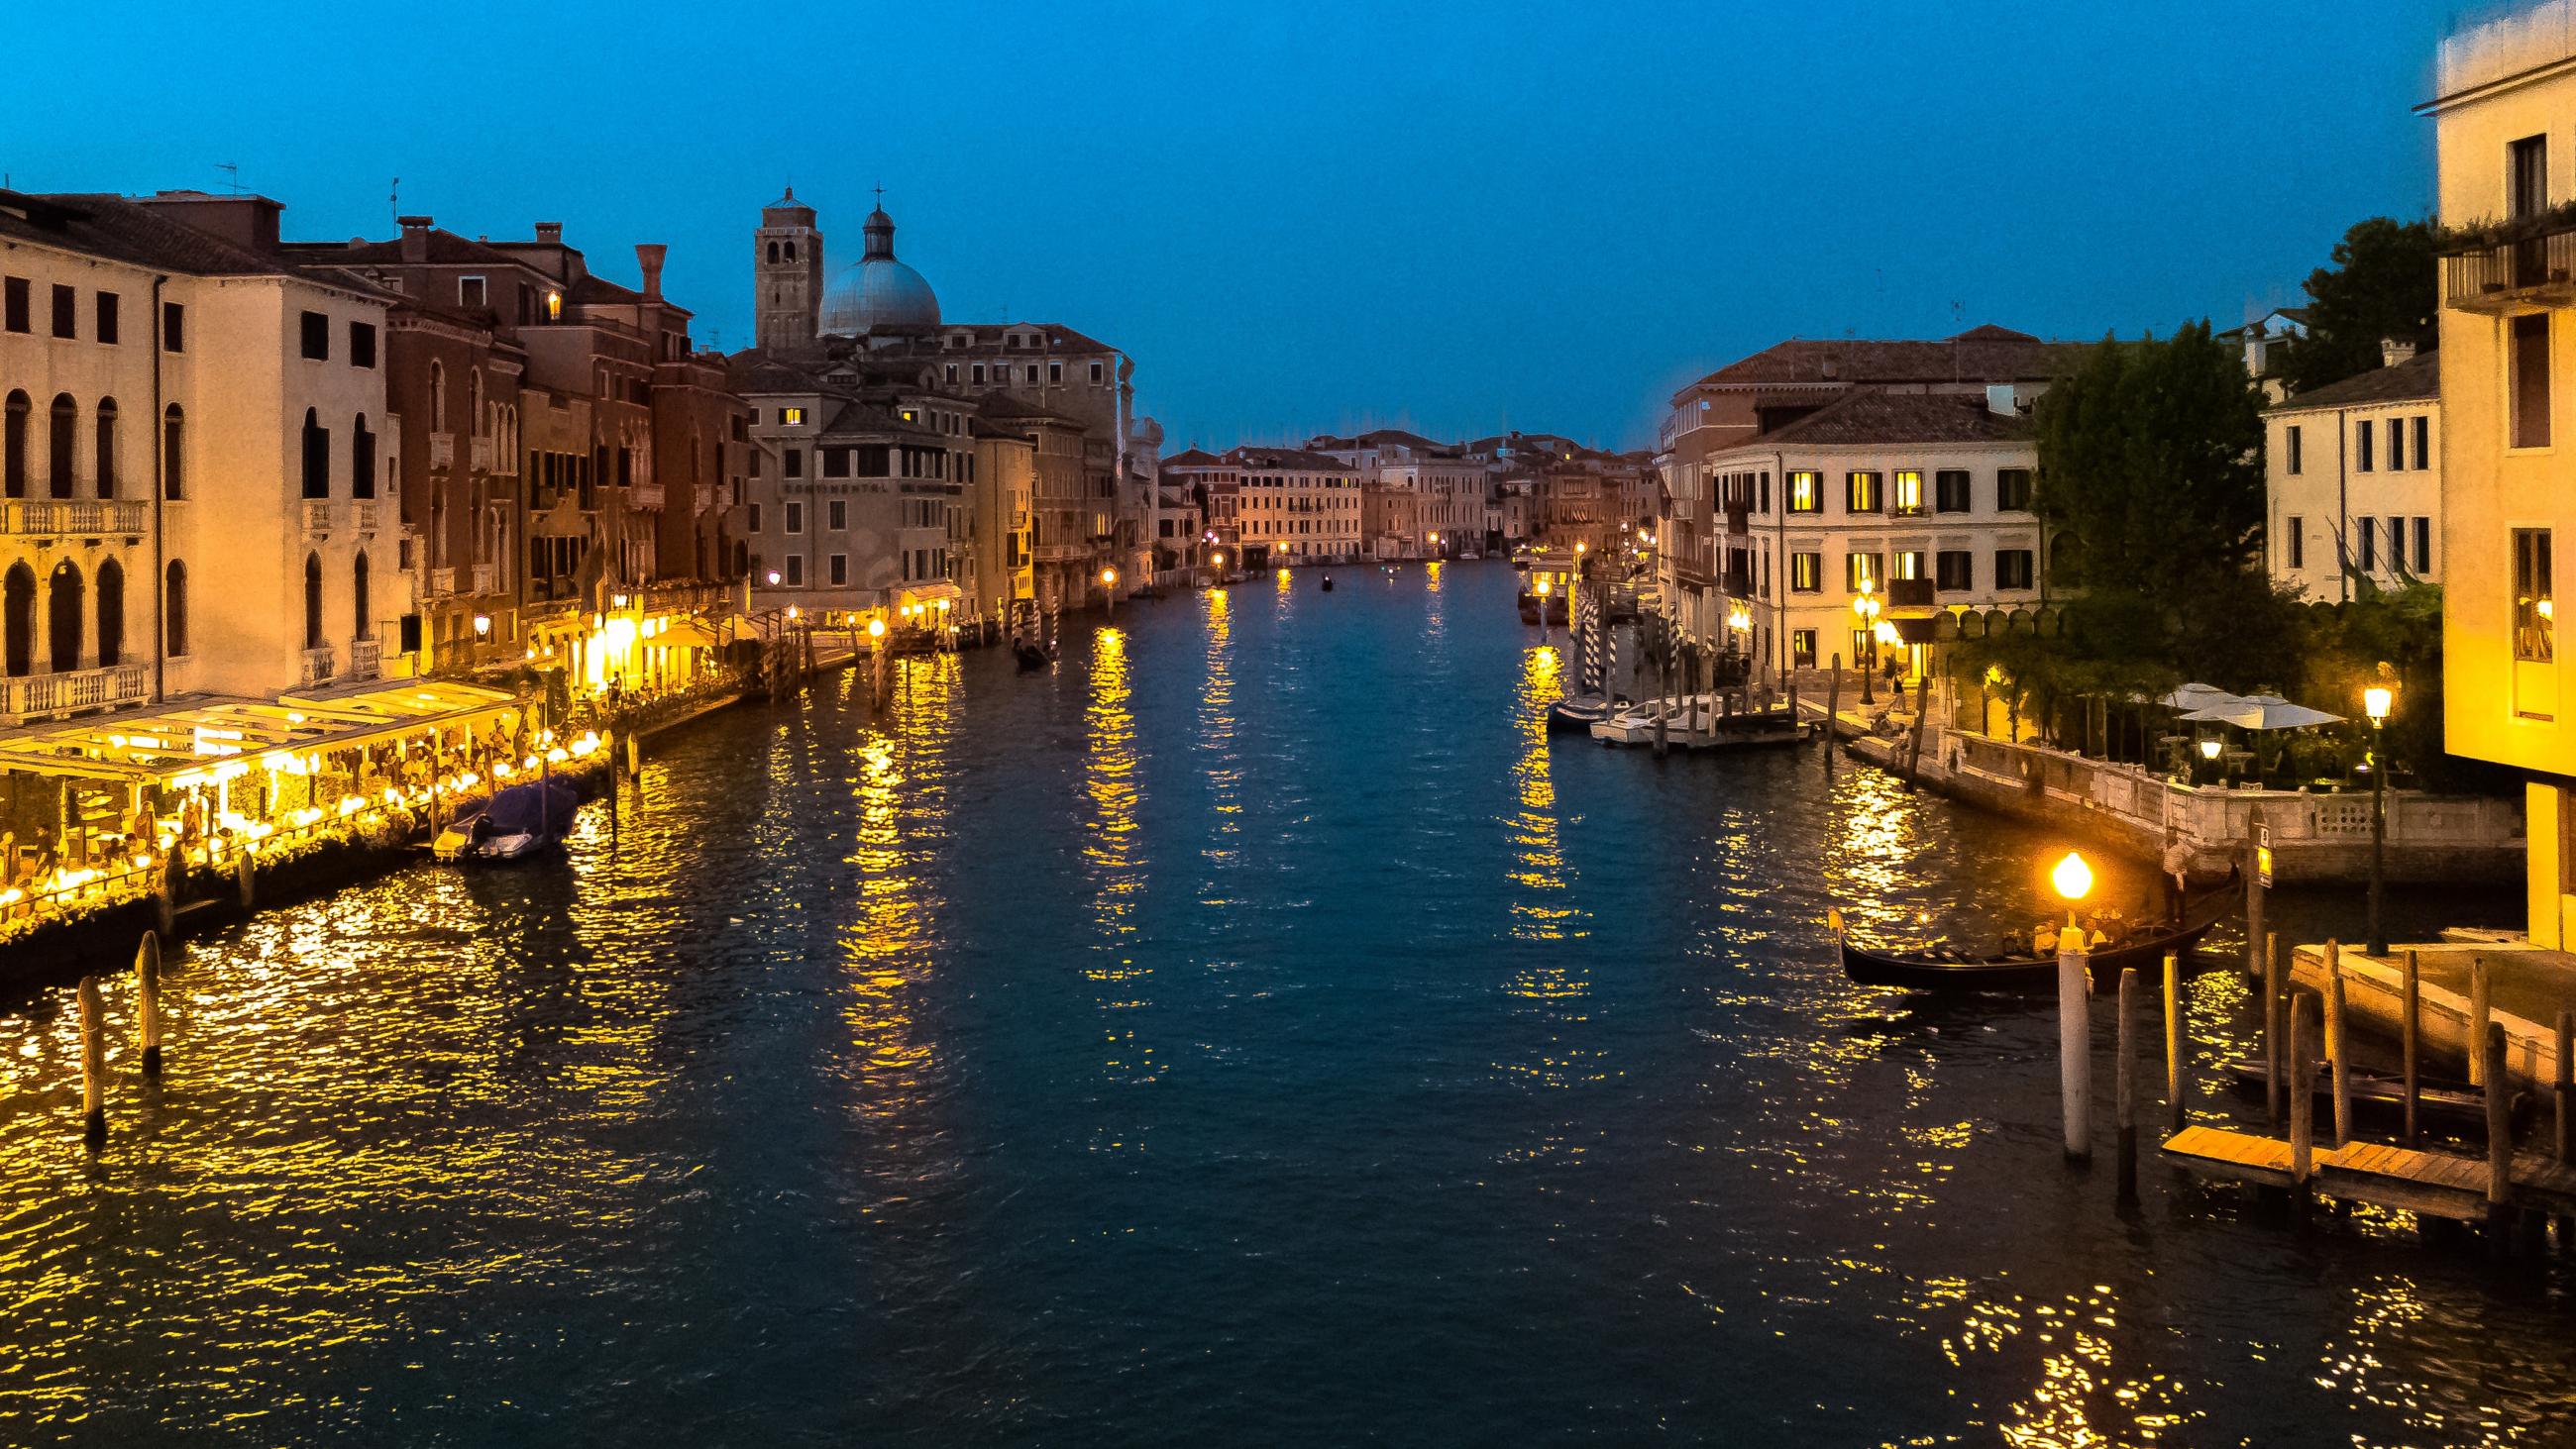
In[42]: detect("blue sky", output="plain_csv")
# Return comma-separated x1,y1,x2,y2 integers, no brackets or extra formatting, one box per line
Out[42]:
5,1,2444,451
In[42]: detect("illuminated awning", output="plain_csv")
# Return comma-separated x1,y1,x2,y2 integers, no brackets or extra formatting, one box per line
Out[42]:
659,616,759,649
0,681,526,785
897,581,962,608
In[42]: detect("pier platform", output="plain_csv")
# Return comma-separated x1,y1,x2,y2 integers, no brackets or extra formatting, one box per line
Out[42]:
2164,1124,2576,1221
2289,939,2576,1088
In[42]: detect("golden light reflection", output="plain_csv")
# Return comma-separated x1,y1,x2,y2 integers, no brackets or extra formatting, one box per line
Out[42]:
1201,582,1241,862
1084,628,1159,1087
1500,644,1601,1093
1945,1288,2198,1446
841,651,960,1094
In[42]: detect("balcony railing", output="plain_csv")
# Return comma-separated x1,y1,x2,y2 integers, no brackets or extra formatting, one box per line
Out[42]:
470,436,495,472
2444,226,2576,314
428,433,456,470
471,562,497,595
0,499,149,536
427,567,459,597
1,664,150,722
351,499,379,534
631,483,666,509
695,484,716,515
350,638,381,680
300,646,336,687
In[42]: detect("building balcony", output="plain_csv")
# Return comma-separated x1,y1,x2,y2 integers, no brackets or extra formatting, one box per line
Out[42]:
2444,227,2576,314
300,645,336,686
1723,502,1751,536
0,664,150,723
352,499,379,534
428,433,456,471
1885,577,1937,611
427,566,459,597
472,561,497,595
631,483,666,509
301,499,334,535
470,436,495,472
350,637,381,680
694,484,716,515
0,499,149,537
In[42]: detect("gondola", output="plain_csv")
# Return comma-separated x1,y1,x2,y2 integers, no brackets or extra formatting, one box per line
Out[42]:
1014,640,1054,672
1547,694,1625,734
1321,574,1335,592
2214,1056,2527,1134
1834,870,2238,993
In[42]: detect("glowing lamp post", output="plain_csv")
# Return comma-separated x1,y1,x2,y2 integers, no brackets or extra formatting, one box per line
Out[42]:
1852,583,1881,704
2053,850,2094,1161
1535,575,1554,646
2199,735,2222,785
2365,681,2394,955
1101,566,1119,618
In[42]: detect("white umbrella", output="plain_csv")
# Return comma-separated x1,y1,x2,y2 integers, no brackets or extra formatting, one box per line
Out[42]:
2181,695,2345,730
2156,681,2243,711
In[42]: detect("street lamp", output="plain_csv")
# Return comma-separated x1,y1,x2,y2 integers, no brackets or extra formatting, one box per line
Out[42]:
767,570,782,587
2052,849,2094,1161
2365,680,2395,956
1536,575,1554,645
1852,582,1881,704
1102,566,1119,617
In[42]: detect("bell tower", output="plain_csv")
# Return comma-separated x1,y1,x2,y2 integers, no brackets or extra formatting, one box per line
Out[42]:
755,187,823,352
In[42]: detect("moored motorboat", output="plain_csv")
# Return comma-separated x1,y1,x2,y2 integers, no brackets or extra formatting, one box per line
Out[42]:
1548,694,1624,733
1322,574,1335,591
2215,1057,2526,1134
432,778,580,864
1834,871,2239,993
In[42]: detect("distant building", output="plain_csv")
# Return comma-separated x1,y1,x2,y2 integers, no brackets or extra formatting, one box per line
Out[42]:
2264,346,2440,600
2217,307,2310,403
1226,448,1361,564
1309,429,1487,557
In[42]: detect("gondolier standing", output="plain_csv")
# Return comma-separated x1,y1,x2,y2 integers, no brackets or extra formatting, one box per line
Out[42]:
2161,827,2191,924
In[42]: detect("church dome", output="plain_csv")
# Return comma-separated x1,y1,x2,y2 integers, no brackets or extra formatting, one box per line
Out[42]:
819,205,939,335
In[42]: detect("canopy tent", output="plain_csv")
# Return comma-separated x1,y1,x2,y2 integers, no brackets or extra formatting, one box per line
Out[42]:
2181,694,2346,731
0,681,524,785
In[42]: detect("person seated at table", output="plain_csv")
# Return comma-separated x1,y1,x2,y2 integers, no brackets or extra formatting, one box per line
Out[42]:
2035,920,2062,955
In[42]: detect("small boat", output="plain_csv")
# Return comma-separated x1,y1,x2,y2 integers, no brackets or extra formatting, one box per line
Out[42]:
1014,640,1054,672
1322,575,1335,592
1835,871,2239,993
1548,694,1625,734
2215,1057,2527,1134
432,778,580,864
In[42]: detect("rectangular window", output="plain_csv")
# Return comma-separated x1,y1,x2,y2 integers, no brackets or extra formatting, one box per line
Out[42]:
972,363,985,383
1934,469,1972,513
1758,471,1770,514
1789,552,1822,592
1048,361,1063,383
2514,313,2552,449
2513,134,2549,219
299,310,329,360
95,291,118,345
1,276,25,332
460,275,486,309
1995,549,2035,589
1025,364,1039,382
2415,516,2431,572
2414,415,2430,469
1995,468,2033,511
783,406,805,425
1845,470,1882,513
827,498,846,531
2517,527,2554,662
51,283,75,338
2387,417,2406,470
162,301,184,352
1845,551,1881,591
786,555,805,587
829,554,848,585
1791,629,1817,668
350,321,376,367
2354,419,2374,471
785,501,804,535
1889,469,1924,515
1936,550,1974,590
1789,470,1824,513
1091,361,1105,383
783,448,805,478
2287,516,2305,569
2359,517,2377,571
748,502,763,532
2286,425,2303,475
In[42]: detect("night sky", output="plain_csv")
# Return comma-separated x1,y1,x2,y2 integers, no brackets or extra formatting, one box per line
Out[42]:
5,0,2443,451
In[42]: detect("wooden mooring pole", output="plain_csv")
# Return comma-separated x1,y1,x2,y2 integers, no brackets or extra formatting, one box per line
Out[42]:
2264,931,2285,1127
2555,1009,2573,1165
2060,933,2092,1163
2326,941,2352,1148
2116,966,2140,1205
2244,806,2266,981
134,932,162,1079
2470,957,2494,1088
2289,994,2317,1197
2403,950,2423,1148
235,848,254,912
2486,1022,2514,1242
1823,655,1842,785
76,975,105,1149
2162,949,2186,1133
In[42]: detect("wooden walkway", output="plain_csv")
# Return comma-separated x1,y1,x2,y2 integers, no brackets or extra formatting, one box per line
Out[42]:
2165,1125,2576,1222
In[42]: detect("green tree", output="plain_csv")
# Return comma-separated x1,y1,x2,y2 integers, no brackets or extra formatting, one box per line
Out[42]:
2275,217,2439,396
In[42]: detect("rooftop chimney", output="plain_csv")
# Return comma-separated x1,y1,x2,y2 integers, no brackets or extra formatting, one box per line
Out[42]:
2381,336,2418,368
534,221,563,245
398,214,432,264
635,244,667,300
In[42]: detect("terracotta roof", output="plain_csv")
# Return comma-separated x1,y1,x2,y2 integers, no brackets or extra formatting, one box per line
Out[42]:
1229,447,1355,471
1716,388,2035,450
2268,351,2439,412
1680,325,2089,400
0,190,295,275
1160,448,1226,468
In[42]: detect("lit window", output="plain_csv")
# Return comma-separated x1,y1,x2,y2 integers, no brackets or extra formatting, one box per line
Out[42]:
2517,528,2553,663
1786,471,1821,514
1890,470,1923,515
783,407,805,425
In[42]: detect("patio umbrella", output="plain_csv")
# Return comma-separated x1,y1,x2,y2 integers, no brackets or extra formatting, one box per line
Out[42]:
2156,681,2243,711
2181,695,2345,730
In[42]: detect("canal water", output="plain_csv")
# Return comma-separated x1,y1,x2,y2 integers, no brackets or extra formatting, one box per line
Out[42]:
0,561,2564,1446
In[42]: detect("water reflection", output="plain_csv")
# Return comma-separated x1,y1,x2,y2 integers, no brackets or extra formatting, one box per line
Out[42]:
1084,629,1157,1087
1198,588,1240,865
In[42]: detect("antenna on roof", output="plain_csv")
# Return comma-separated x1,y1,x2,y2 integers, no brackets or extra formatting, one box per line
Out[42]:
389,176,400,221
215,161,242,195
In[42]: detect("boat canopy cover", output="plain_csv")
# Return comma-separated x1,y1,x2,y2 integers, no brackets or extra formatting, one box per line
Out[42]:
484,779,580,836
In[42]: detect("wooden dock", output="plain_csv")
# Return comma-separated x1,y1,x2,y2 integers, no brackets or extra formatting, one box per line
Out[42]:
2165,1124,2576,1221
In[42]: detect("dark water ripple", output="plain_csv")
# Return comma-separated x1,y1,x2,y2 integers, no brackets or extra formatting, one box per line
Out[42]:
0,560,2567,1447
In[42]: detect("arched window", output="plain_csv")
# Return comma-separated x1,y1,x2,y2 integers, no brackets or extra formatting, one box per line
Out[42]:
428,361,447,433
93,398,117,498
47,560,81,673
766,241,780,264
353,551,372,640
163,561,187,658
303,553,323,650
353,414,376,498
2,390,25,498
161,404,185,499
301,408,329,498
2,564,31,676
94,558,123,668
785,240,796,261
49,394,75,499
